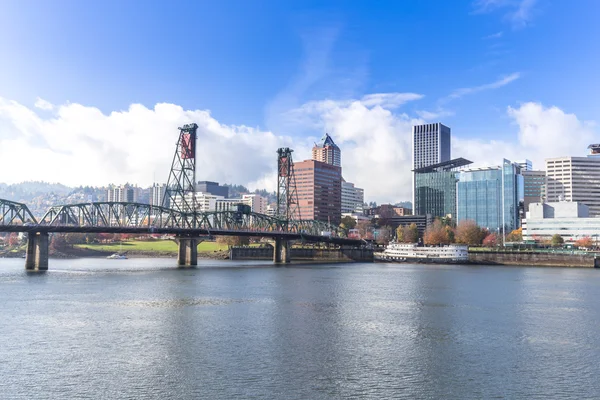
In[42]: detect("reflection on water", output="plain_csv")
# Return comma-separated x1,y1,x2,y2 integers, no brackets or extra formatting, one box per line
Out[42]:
1,258,600,399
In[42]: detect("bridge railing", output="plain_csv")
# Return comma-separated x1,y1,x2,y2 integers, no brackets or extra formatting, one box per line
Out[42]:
2,200,344,238
0,199,37,226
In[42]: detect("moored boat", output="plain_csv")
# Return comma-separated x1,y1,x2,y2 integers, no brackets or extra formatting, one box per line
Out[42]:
375,242,468,264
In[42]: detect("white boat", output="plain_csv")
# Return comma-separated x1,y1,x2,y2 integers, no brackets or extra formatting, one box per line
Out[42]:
375,242,468,264
107,253,128,260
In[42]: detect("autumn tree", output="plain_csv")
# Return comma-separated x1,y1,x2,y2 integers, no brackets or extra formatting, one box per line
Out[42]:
551,234,564,247
506,227,523,243
49,234,68,251
482,233,499,247
395,226,404,242
376,226,392,245
356,220,371,239
340,216,357,230
7,233,20,247
575,237,593,248
423,220,451,245
405,223,420,243
216,236,250,246
455,220,486,246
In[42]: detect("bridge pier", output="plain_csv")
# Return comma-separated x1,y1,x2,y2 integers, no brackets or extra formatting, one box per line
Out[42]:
25,232,49,271
273,237,290,264
177,237,198,267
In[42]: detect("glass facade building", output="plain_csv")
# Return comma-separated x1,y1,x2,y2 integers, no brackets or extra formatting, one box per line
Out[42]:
414,158,471,219
415,171,458,218
457,160,522,233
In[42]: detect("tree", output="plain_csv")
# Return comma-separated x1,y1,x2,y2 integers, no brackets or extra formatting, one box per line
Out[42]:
356,220,371,239
423,220,451,245
49,234,68,251
395,226,404,242
506,227,523,243
455,220,485,246
340,216,356,230
404,223,420,243
216,236,249,246
482,233,499,247
575,237,593,248
551,234,564,247
375,226,392,245
7,233,20,247
64,233,87,246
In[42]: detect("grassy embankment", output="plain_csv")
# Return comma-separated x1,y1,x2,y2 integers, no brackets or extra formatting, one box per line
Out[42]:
75,240,229,254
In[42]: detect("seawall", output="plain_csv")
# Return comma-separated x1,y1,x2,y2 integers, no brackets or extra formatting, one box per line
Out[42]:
230,247,374,263
469,251,600,268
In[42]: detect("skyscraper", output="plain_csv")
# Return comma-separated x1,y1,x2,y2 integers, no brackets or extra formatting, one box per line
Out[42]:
412,123,451,209
545,145,600,217
150,183,168,207
312,133,341,167
294,159,342,224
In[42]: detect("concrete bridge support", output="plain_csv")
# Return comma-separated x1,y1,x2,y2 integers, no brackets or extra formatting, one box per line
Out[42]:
25,232,49,271
177,237,199,267
273,237,290,264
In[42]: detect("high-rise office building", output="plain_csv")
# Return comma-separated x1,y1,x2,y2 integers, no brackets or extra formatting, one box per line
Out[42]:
522,170,546,213
341,181,364,214
414,158,472,219
312,133,341,167
242,194,268,214
456,159,522,233
196,181,229,198
107,185,138,203
545,145,600,217
150,183,168,207
294,159,342,224
412,123,451,170
412,123,451,208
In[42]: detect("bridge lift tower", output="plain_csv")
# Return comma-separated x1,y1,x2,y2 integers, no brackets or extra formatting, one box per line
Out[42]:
276,147,301,223
163,123,198,228
163,123,200,264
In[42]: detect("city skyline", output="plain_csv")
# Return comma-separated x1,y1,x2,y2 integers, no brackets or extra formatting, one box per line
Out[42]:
0,1,599,203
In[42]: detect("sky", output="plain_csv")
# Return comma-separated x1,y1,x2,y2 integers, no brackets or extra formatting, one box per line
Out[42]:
0,0,599,202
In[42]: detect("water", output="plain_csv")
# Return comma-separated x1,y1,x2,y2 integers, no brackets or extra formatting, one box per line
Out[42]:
1,258,599,399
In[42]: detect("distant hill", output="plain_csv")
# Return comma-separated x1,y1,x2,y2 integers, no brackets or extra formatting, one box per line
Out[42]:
0,181,72,203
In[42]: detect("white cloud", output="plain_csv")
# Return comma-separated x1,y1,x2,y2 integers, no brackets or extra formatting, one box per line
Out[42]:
443,72,520,102
0,96,596,205
453,102,597,171
34,97,54,111
416,109,455,121
0,98,290,193
483,31,504,39
472,0,538,28
360,93,424,108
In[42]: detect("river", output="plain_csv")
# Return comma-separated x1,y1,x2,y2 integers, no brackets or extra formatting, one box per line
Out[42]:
1,258,599,399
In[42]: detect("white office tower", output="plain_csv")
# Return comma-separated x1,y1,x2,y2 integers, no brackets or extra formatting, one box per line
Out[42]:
545,145,600,217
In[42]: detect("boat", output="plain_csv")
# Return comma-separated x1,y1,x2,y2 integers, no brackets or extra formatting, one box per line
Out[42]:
375,242,468,264
107,253,128,260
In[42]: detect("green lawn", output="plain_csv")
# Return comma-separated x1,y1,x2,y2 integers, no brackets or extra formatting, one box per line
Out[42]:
75,240,229,253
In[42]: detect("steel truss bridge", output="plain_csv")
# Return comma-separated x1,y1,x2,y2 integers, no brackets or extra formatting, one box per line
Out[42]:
0,198,358,246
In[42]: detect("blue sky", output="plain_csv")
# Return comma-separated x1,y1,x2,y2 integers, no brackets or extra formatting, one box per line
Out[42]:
0,0,599,201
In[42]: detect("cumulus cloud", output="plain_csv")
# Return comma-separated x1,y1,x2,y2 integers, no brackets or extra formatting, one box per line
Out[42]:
0,98,290,192
34,97,54,111
454,102,597,170
0,96,596,204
